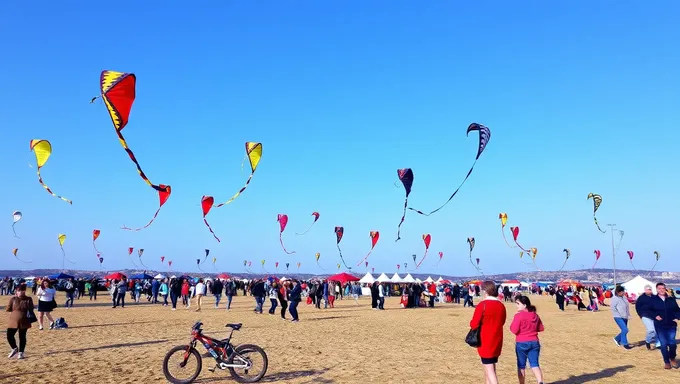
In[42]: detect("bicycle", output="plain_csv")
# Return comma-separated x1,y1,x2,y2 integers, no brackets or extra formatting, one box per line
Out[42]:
163,321,268,383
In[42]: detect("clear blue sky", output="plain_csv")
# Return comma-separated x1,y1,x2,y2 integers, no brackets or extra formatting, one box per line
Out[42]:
1,2,678,276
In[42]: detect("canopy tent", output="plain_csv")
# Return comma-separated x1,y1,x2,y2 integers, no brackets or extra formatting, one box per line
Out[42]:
279,276,289,281
217,273,230,280
327,272,360,284
359,273,375,284
390,273,402,283
154,273,166,279
622,275,657,296
558,279,581,289
47,273,74,280
436,277,444,283
103,272,126,281
129,273,154,280
425,276,435,284
437,279,451,285
402,273,416,283
376,273,391,283
415,278,422,283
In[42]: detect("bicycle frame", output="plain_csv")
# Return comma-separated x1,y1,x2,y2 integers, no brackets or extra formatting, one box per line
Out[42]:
185,328,252,370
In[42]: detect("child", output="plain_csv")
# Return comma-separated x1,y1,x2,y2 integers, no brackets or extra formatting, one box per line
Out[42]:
510,295,545,384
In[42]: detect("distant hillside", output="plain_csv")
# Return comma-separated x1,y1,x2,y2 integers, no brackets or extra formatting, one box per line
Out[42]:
1,267,678,284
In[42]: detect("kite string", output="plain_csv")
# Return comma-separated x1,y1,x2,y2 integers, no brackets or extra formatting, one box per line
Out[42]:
121,204,163,231
501,226,516,248
416,249,429,269
356,249,373,267
395,196,409,242
408,159,477,216
12,223,20,239
202,218,221,242
295,222,315,236
61,247,76,264
469,252,484,276
214,173,255,208
279,233,296,254
337,243,350,270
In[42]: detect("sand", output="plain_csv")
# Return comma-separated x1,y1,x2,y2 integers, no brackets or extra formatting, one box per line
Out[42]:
0,293,678,383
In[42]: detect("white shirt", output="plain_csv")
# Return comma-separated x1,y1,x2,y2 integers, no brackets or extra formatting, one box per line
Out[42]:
378,285,384,298
38,287,56,302
195,283,205,295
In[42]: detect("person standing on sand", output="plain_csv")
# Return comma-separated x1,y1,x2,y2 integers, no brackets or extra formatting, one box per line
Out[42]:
6,284,34,360
278,281,289,319
288,280,302,322
36,280,56,330
469,280,506,384
635,285,659,350
611,286,633,350
194,279,206,312
651,282,680,369
181,279,190,308
225,279,236,310
510,295,545,384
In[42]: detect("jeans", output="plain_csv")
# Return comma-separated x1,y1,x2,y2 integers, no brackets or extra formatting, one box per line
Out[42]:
269,298,278,314
641,317,658,344
214,294,222,307
170,292,178,309
614,318,629,346
255,296,264,313
655,326,677,364
515,341,541,369
280,300,288,319
289,300,299,320
65,293,74,308
89,289,97,300
378,297,385,310
163,294,168,305
116,292,126,307
226,295,233,309
324,295,328,309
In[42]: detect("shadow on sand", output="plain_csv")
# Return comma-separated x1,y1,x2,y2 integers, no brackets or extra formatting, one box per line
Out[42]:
45,339,169,355
551,365,634,384
194,368,333,383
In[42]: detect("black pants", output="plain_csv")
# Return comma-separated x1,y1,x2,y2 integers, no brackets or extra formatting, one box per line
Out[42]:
557,301,565,311
280,300,288,319
90,289,97,300
7,328,27,352
116,293,126,307
429,295,435,307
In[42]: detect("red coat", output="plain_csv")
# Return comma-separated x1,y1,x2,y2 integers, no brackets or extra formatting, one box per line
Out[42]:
469,298,507,358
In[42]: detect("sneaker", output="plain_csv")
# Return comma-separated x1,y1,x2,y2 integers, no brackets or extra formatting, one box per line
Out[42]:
613,338,620,347
671,359,679,369
49,322,54,330
17,352,24,359
8,348,18,358
664,363,672,370
646,342,651,350
623,345,633,350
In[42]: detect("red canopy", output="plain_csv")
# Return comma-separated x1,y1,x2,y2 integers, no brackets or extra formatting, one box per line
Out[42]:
503,279,521,284
326,272,359,284
217,273,230,279
104,272,126,280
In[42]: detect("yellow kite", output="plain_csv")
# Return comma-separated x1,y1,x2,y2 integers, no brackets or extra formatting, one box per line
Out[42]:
30,140,72,204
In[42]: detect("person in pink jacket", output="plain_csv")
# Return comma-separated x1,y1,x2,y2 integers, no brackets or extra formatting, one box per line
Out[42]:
510,295,545,384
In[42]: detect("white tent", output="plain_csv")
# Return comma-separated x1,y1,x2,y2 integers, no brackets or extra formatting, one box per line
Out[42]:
415,278,422,283
154,273,166,279
390,273,403,283
376,273,391,283
425,276,435,283
359,273,375,284
622,275,656,296
402,273,416,283
279,276,289,281
436,277,444,283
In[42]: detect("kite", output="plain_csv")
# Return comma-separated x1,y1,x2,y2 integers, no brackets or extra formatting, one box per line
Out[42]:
404,262,408,270
261,259,268,273
467,237,483,275
12,211,22,238
277,214,295,254
416,234,431,269
94,70,171,230
510,227,542,271
296,211,320,235
336,263,341,271
395,168,413,241
371,267,375,273
201,196,221,242
476,258,480,266
364,261,368,270
498,212,516,248
357,230,379,266
627,250,636,270
160,256,165,264
92,229,101,253
409,123,491,216
213,257,217,270
434,251,443,267
128,247,138,268
285,262,289,272
586,193,606,233
275,261,279,271
197,258,203,271
397,264,401,271
138,249,147,269
651,251,660,271
335,226,350,269
97,253,103,266
214,142,263,207
296,262,301,270
509,227,530,252
168,260,172,270
316,253,325,271
592,250,601,269
12,248,31,263
528,248,541,271
558,249,570,272
201,249,211,264
29,140,72,204
58,234,75,264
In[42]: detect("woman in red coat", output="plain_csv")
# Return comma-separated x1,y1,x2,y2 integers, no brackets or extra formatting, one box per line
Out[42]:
469,281,507,384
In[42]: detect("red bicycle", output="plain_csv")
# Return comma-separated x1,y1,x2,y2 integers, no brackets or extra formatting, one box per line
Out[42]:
163,322,268,383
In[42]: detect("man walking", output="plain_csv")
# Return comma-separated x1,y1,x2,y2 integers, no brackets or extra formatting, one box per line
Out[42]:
635,285,659,350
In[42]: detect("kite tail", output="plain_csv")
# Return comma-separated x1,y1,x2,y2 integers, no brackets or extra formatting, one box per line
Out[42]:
12,223,19,239
316,261,326,271
198,264,204,272
469,252,484,276
129,256,139,268
93,242,100,253
337,243,350,270
514,240,528,253
650,261,658,272
61,247,76,264
434,259,441,267
557,259,568,272
214,173,255,208
121,205,165,232
115,130,157,189
295,222,315,236
408,160,477,216
16,257,32,264
629,260,637,271
356,249,373,267
593,216,606,233
591,260,599,270
396,196,409,242
201,218,221,242
138,259,147,269
416,249,429,269
37,169,72,204
501,227,516,248
531,258,543,272
214,263,218,271
279,234,296,254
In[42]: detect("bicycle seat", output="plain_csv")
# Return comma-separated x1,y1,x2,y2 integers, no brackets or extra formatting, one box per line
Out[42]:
225,323,242,330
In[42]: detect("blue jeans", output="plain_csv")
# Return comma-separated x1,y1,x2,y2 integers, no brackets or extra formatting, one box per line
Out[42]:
323,295,328,308
255,296,264,313
226,295,233,309
269,299,278,314
214,294,222,307
614,318,629,346
515,341,541,369
65,292,75,308
655,326,677,364
641,317,658,345
289,300,299,320
170,292,178,309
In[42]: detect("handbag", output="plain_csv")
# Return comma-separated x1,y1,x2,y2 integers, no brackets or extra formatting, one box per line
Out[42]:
27,308,38,324
465,303,485,347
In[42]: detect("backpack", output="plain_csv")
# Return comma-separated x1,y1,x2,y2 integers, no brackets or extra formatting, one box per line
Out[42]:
53,317,68,329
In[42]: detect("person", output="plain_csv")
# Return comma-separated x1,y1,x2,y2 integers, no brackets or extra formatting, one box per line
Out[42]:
194,279,205,312
378,282,385,310
6,284,34,359
212,278,223,309
611,286,633,350
555,288,565,311
268,282,279,315
225,279,235,310
170,278,182,311
36,280,56,330
288,280,302,322
635,285,659,350
651,282,680,369
469,280,507,384
510,295,545,384
278,281,289,320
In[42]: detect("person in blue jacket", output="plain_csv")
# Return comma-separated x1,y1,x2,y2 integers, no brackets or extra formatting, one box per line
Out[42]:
635,285,660,350
651,282,680,369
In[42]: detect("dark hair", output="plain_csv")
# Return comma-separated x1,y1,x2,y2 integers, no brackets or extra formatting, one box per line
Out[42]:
482,280,498,297
515,295,536,312
16,283,27,292
615,286,626,294
656,282,666,288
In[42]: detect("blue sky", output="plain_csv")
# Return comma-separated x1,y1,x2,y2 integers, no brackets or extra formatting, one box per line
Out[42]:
1,2,678,276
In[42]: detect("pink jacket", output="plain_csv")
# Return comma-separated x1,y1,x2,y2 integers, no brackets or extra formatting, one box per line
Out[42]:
510,310,544,342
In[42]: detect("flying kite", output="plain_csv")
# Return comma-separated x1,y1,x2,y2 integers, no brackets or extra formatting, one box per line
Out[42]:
357,230,379,266
336,263,341,271
316,253,325,270
58,234,75,264
160,256,165,264
94,70,171,230
197,258,203,271
128,247,138,268
168,260,172,270
97,253,103,266
404,262,408,270
586,193,606,233
592,250,601,269
498,212,516,248
29,140,72,204
201,249,211,264
627,250,636,270
467,237,483,275
277,214,295,254
335,226,350,269
92,229,101,253
296,262,301,270
651,251,660,271
285,262,289,272
296,212,320,235
200,196,221,242
214,142,263,207
408,123,491,216
138,248,147,268
415,234,431,269
434,251,443,267
558,249,570,272
275,261,279,271
395,168,414,242
12,211,22,238
397,264,400,271
261,259,268,273
12,248,31,263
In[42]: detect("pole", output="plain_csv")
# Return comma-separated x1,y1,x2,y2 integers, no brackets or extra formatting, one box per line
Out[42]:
608,224,617,286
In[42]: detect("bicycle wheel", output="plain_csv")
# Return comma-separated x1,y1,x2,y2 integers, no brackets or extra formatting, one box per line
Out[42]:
163,345,202,384
227,344,268,383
